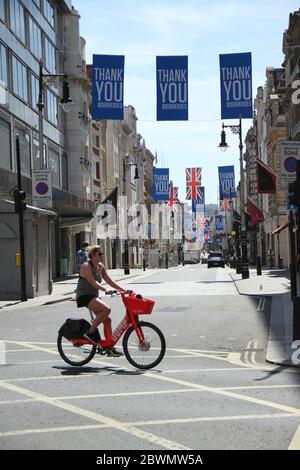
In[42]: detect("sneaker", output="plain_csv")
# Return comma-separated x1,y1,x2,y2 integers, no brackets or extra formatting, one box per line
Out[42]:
96,346,107,355
106,347,124,357
83,331,99,344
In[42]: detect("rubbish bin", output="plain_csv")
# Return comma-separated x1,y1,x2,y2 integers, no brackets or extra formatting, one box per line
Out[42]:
60,258,68,276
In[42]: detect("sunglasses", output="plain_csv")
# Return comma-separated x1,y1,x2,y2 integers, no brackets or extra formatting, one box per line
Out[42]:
97,252,103,256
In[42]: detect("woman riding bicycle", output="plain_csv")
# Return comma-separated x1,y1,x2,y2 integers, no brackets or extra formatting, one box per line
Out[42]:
76,245,126,357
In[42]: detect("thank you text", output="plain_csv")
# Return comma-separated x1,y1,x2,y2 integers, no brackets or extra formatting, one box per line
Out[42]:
92,54,124,120
156,56,188,121
218,165,236,199
153,168,170,200
219,52,252,119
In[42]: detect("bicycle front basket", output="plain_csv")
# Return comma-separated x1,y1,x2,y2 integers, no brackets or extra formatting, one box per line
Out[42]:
123,295,155,315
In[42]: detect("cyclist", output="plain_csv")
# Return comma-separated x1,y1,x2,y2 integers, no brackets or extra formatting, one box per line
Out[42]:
76,245,126,357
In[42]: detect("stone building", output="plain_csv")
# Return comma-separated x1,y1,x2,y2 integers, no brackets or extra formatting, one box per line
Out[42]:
0,0,94,298
247,66,288,268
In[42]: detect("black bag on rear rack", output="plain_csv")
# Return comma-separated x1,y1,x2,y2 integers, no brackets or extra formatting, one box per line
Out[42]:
59,318,99,340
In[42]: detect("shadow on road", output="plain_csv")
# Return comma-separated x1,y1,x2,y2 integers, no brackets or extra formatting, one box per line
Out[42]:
52,365,145,376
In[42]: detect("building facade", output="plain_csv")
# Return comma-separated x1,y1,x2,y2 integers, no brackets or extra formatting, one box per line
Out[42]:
246,67,288,268
0,0,94,298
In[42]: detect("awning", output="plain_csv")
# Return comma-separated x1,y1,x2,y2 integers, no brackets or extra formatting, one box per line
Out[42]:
53,202,94,228
0,199,57,217
246,197,264,225
257,158,276,194
272,222,289,235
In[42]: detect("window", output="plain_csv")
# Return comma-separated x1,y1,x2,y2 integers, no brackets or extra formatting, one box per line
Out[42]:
9,0,25,44
0,0,5,22
44,37,56,74
29,17,42,59
48,145,60,187
32,0,41,8
12,56,28,102
31,73,39,110
44,0,54,27
0,117,11,170
0,42,7,87
96,162,100,179
46,88,58,126
32,138,40,169
16,126,31,176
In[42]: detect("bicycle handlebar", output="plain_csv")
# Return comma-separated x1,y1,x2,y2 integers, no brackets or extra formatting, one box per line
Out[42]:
105,289,138,297
105,290,120,297
105,289,137,297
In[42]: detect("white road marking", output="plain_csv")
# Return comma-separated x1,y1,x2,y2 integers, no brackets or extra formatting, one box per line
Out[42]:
289,424,300,450
257,297,266,312
0,413,294,438
1,339,300,449
2,383,300,407
144,371,300,416
0,380,190,451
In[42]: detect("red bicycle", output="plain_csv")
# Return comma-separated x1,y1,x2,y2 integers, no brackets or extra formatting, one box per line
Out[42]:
57,291,166,370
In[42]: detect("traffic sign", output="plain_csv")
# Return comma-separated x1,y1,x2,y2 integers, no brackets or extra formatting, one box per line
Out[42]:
32,170,52,209
280,141,300,188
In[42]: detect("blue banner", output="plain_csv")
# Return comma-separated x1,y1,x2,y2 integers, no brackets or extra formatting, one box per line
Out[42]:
219,52,252,119
192,187,205,213
153,168,170,200
156,56,188,121
218,166,236,200
215,215,223,231
92,54,124,120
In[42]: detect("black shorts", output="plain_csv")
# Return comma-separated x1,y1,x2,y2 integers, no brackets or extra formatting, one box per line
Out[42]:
76,294,96,308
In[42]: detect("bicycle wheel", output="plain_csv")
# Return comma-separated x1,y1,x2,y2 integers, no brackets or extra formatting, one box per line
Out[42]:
122,321,166,369
57,332,96,366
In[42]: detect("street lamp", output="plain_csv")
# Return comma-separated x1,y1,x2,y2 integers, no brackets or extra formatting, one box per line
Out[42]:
218,118,249,279
122,157,140,274
38,59,72,169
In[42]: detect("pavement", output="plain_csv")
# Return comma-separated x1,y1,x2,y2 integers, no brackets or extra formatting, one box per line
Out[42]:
230,267,297,368
0,265,298,368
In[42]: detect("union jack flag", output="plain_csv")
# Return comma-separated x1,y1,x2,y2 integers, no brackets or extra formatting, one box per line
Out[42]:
198,214,206,231
219,198,231,213
185,167,202,200
167,183,179,211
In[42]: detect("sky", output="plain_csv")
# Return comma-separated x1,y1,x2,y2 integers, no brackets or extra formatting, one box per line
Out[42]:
72,0,300,204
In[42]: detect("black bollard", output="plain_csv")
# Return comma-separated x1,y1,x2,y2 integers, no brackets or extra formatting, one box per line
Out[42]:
256,255,262,276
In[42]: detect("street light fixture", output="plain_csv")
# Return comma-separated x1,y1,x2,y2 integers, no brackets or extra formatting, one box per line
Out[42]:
218,118,249,279
38,59,72,169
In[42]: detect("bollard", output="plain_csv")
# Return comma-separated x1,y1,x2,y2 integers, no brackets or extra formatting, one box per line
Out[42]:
279,256,284,269
293,296,300,340
236,258,242,274
256,255,262,276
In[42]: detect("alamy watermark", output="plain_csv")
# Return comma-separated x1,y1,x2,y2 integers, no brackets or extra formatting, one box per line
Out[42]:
291,81,300,105
95,197,207,250
291,340,300,366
